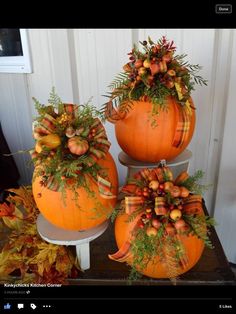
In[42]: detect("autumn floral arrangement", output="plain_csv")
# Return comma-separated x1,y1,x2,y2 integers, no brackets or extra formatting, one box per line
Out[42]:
104,36,207,118
31,88,112,200
109,165,216,280
0,187,80,283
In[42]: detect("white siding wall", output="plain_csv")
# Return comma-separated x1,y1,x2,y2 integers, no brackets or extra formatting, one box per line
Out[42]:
214,30,236,263
0,29,235,260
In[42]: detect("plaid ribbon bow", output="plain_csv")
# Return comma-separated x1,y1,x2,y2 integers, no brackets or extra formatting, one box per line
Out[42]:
31,105,113,196
183,194,203,214
86,118,111,167
172,83,195,148
172,102,191,148
97,175,116,199
109,170,204,267
109,192,144,262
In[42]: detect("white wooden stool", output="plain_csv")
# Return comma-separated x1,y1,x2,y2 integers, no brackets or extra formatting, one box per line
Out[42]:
118,149,192,182
36,214,109,270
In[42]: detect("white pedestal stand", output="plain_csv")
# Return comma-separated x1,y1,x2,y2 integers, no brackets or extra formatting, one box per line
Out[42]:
118,149,192,182
36,214,109,270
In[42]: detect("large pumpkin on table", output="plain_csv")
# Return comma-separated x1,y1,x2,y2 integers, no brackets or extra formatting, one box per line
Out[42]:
114,209,205,279
114,97,195,162
32,152,118,231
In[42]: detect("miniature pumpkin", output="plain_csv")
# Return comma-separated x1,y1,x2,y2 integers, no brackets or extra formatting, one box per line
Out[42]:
114,209,205,278
32,152,118,231
114,97,195,162
67,136,89,155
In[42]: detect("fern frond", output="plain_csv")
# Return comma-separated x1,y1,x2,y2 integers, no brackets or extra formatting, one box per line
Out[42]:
33,97,45,115
162,236,181,280
184,214,215,248
181,170,210,194
48,87,63,107
108,72,129,90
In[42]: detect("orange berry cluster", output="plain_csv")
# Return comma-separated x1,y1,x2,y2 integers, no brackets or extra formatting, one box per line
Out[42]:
57,113,71,125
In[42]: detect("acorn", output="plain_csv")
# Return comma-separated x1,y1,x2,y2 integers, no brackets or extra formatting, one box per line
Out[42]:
66,126,76,138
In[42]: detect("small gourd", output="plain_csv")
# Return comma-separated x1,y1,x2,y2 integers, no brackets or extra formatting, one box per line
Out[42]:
35,134,61,153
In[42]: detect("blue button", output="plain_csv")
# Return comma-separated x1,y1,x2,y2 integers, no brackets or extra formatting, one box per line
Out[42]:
4,303,11,310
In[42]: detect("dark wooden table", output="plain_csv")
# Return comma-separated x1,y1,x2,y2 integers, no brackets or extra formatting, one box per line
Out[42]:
69,217,236,285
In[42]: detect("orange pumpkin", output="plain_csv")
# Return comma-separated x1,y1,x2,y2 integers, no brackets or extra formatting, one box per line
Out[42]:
114,209,205,279
32,152,118,231
114,97,195,162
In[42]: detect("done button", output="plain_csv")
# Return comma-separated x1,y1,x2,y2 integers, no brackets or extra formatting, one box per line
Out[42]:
215,4,232,14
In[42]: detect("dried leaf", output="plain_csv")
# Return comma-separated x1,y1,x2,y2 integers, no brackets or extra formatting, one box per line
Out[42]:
2,206,24,230
28,243,59,276
7,186,37,214
0,251,27,276
0,203,15,217
0,186,80,283
55,248,72,275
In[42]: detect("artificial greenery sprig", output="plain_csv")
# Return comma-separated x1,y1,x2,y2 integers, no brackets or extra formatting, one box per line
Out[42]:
31,88,111,204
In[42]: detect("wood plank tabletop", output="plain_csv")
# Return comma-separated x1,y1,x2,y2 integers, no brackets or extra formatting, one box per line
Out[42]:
69,215,236,285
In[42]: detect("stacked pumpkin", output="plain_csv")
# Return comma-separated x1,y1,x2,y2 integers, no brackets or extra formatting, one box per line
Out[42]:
31,90,118,231
104,36,207,162
109,166,214,279
104,37,210,279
